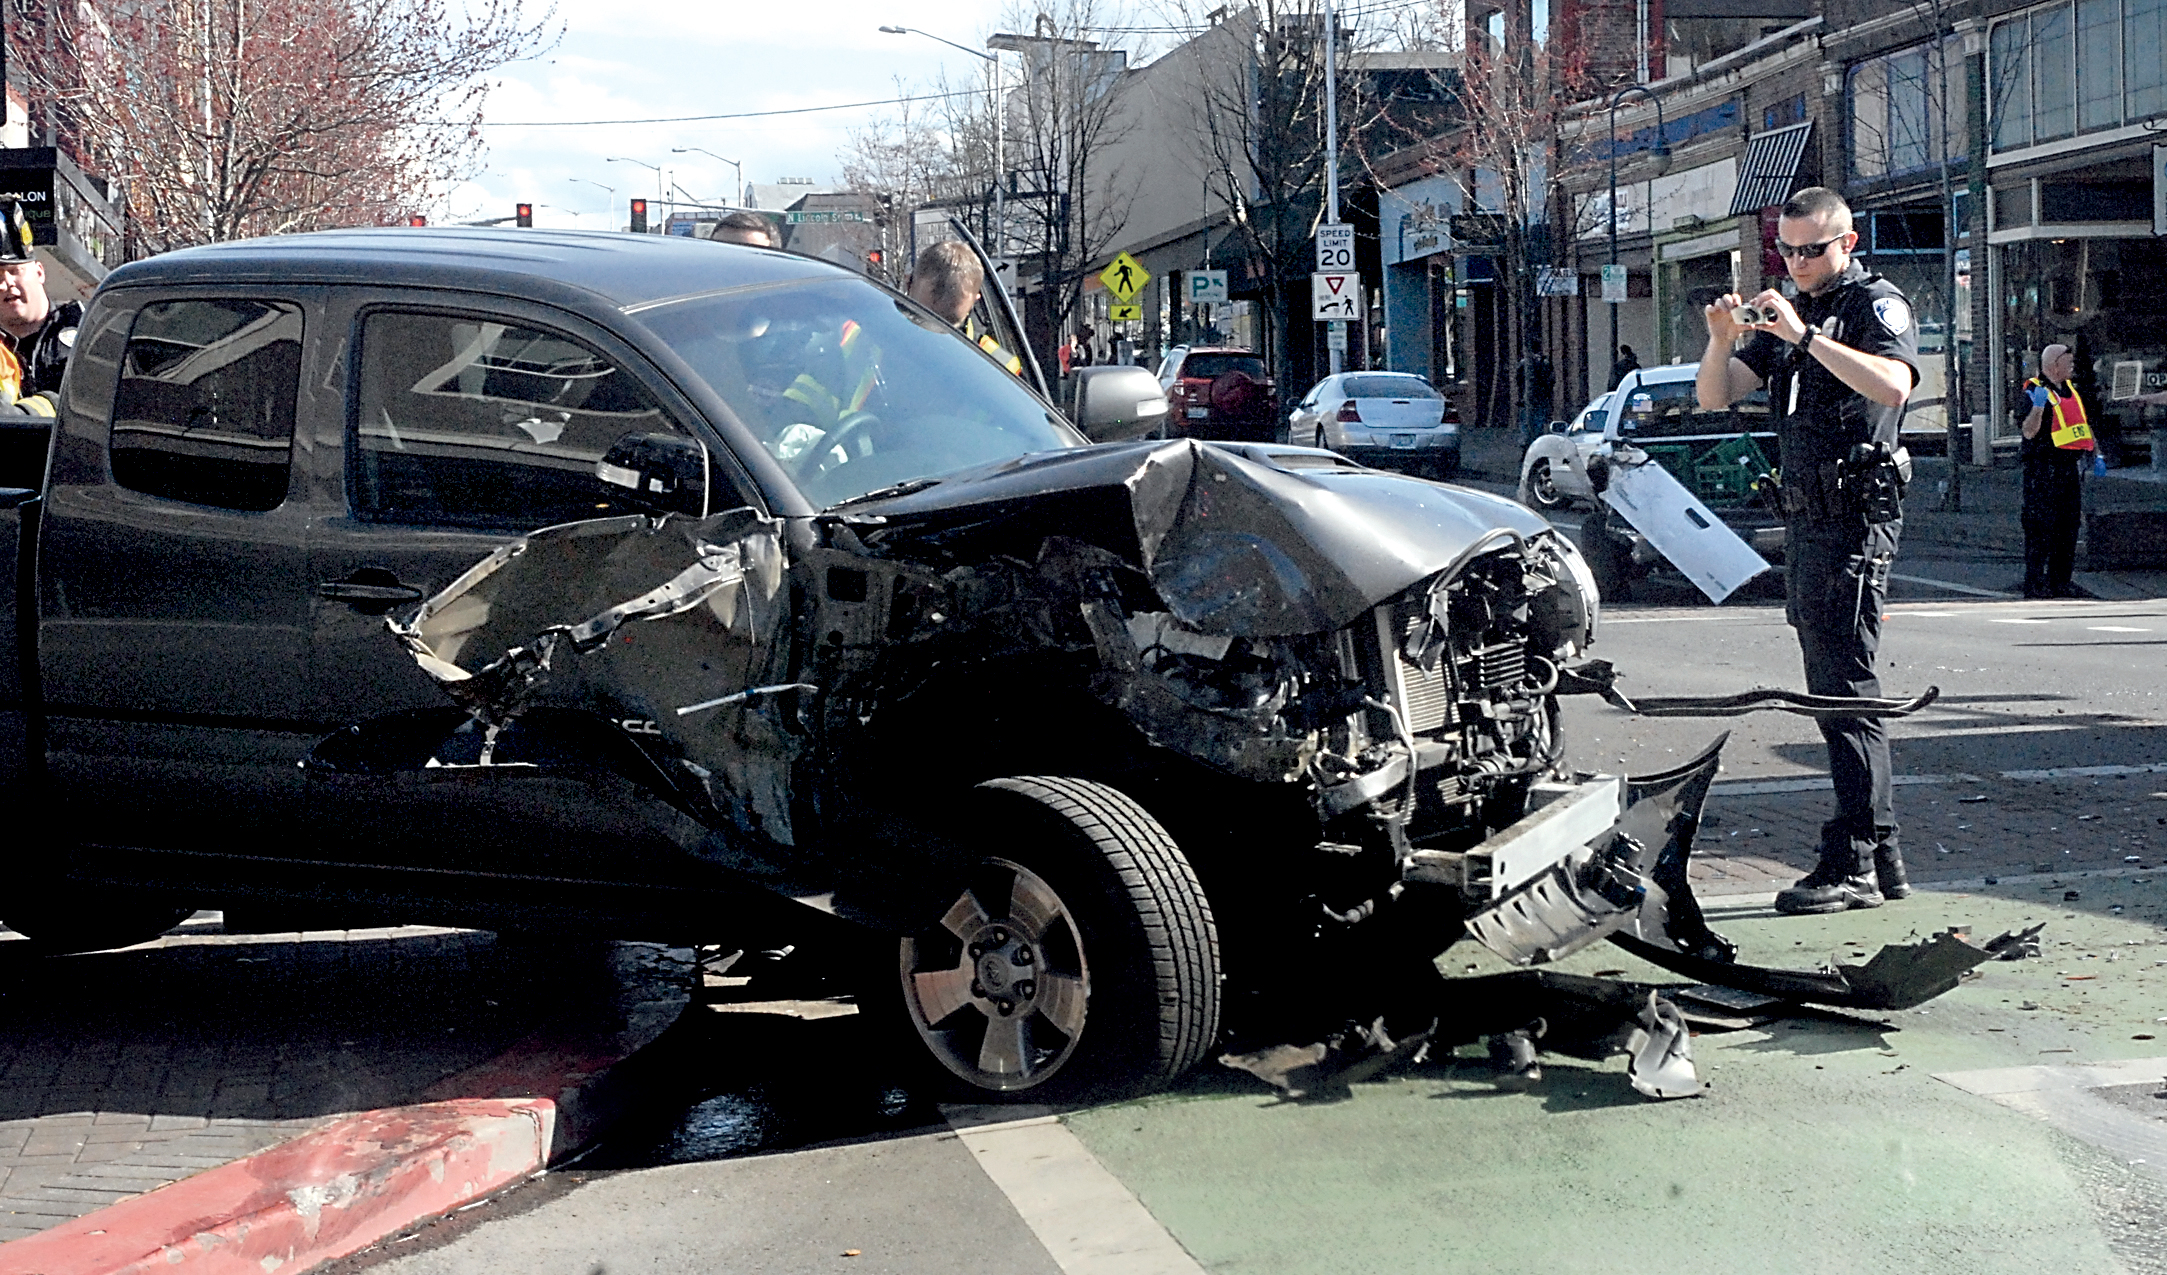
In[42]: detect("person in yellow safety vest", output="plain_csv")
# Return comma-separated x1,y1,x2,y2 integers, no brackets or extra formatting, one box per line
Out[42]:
0,201,62,424
906,241,1023,377
770,316,882,466
2020,344,2098,598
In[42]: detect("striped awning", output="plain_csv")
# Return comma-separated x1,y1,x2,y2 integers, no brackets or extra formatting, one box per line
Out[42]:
1729,121,1814,216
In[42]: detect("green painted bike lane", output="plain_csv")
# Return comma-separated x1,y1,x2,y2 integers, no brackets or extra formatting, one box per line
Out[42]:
1063,876,2167,1275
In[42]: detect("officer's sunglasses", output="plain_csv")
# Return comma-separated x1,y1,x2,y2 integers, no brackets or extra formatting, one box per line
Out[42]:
1775,234,1846,260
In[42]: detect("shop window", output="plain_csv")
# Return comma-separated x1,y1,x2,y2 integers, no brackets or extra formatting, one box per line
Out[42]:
1993,183,2033,230
2079,0,2123,131
2040,179,2152,221
2035,4,2078,140
1993,0,2167,151
1762,93,1806,131
1849,39,1965,182
1990,17,2033,151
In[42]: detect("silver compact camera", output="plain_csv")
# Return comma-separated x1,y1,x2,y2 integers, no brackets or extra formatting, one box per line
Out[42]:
1732,303,1777,326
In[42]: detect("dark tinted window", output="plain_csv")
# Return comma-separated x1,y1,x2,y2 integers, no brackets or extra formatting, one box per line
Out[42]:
353,312,700,528
110,299,302,511
1342,375,1438,399
1180,353,1267,381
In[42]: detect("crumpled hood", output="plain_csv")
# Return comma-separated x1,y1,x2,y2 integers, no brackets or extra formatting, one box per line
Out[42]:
840,439,1555,636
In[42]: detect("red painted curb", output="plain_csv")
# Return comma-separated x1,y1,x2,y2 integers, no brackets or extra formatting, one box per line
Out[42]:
0,1099,554,1275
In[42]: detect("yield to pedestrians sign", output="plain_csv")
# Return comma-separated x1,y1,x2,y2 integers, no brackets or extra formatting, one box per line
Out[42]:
1099,251,1150,301
1311,272,1361,320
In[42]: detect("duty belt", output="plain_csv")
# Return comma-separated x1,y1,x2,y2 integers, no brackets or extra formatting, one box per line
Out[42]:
1780,461,1848,524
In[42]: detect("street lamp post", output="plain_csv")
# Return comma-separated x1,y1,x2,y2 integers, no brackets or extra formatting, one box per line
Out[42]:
879,24,1003,256
606,157,667,220
1606,86,1671,381
566,177,614,228
672,148,743,206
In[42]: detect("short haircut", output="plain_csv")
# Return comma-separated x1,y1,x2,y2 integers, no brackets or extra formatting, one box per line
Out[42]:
910,241,983,315
1779,186,1854,233
2041,343,2071,368
711,211,779,246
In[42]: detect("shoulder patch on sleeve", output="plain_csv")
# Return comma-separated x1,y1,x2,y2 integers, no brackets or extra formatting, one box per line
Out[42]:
1872,296,1912,336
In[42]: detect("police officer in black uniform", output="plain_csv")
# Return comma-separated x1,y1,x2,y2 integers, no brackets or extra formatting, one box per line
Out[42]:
1695,187,1920,915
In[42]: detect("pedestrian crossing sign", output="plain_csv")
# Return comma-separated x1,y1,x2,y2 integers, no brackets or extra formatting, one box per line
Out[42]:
1110,303,1142,322
1099,252,1150,302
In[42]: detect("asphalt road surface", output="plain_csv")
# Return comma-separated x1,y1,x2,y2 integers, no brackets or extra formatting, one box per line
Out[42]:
327,577,2167,1275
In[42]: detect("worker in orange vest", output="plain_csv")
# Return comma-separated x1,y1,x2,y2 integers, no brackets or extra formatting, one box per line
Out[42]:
2020,344,2098,598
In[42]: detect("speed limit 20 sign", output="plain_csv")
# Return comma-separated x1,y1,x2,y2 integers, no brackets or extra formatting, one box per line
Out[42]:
1315,223,1354,271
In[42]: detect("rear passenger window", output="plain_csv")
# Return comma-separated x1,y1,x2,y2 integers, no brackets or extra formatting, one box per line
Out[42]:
353,311,700,528
110,299,302,511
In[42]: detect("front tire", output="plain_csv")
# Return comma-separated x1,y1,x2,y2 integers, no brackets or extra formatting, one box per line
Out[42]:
1521,458,1563,508
893,776,1220,1100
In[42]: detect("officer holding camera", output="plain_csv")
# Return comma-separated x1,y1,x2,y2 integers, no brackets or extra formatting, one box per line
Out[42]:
1695,186,1920,916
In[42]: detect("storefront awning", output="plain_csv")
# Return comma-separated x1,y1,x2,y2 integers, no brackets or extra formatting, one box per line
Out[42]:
1728,122,1813,216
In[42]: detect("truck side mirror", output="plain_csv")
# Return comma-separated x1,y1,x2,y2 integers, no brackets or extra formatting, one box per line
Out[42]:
1071,366,1170,443
597,431,707,517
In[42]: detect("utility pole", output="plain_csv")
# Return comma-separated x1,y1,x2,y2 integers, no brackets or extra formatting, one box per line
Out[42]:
1322,0,1343,377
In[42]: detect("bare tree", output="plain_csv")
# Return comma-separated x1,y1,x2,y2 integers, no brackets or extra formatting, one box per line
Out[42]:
11,0,555,251
1152,1,1373,378
998,0,1142,368
1437,3,1599,430
838,73,995,227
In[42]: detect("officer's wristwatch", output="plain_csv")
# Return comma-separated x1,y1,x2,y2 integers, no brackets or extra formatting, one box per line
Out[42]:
1798,322,1821,354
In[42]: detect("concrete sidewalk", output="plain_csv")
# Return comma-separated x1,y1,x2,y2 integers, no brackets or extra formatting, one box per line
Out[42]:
0,919,690,1270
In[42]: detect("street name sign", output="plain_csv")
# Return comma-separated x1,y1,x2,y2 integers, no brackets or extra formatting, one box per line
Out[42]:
1315,223,1354,271
1187,269,1229,304
1311,272,1360,321
1099,251,1150,301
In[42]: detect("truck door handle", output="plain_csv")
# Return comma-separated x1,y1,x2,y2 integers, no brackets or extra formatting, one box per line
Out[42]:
318,569,424,611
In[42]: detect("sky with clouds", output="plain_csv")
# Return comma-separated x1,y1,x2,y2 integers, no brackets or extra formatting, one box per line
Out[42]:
442,0,1090,229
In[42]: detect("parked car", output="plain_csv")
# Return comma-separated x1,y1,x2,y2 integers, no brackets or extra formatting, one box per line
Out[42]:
1156,345,1279,442
1568,365,1782,601
1290,371,1461,479
1,226,1674,1102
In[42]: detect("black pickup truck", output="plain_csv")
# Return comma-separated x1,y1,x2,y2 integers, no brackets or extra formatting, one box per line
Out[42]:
6,227,1749,1099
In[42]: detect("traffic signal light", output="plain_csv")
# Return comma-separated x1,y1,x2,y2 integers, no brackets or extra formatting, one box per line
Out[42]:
515,203,533,228
407,215,427,227
867,249,884,268
629,198,648,234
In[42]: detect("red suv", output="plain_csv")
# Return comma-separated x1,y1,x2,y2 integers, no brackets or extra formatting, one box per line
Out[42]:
1157,346,1279,442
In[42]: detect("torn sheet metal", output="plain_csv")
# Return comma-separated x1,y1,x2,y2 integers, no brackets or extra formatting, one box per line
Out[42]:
384,508,801,845
1625,992,1701,1099
1600,448,1770,604
1458,729,2030,1013
1461,733,1727,965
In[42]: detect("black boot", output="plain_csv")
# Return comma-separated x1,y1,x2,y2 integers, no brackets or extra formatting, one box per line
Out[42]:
1774,843,1883,916
1874,844,1911,900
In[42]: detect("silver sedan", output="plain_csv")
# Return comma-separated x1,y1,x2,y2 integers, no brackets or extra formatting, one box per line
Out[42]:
1288,372,1460,479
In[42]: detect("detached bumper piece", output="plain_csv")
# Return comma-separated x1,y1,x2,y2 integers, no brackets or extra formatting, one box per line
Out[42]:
1554,659,1941,721
1454,731,2042,1013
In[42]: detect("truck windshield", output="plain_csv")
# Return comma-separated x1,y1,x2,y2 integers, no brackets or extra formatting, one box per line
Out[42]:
634,278,1083,509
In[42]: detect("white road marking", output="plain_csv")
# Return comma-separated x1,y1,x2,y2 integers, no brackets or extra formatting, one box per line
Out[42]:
1889,573,2015,599
1713,761,2167,794
1891,610,1960,617
2000,762,2167,780
1989,617,2053,623
2089,625,2152,632
945,1107,1205,1275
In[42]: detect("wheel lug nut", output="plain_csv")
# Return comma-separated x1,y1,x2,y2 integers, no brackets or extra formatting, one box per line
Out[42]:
971,980,986,999
988,928,1007,946
1012,945,1033,965
996,999,1014,1016
1016,980,1035,999
968,944,984,959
